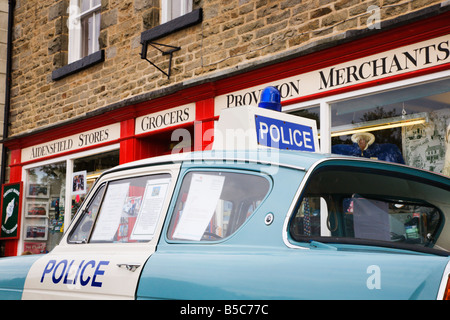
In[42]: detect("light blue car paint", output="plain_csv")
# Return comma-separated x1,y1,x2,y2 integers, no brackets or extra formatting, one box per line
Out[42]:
0,150,449,299
136,245,448,299
136,152,450,300
0,254,42,299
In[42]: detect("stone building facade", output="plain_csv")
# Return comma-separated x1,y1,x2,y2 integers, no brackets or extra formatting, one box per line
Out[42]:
7,0,447,135
0,0,449,256
0,0,6,131
0,0,8,257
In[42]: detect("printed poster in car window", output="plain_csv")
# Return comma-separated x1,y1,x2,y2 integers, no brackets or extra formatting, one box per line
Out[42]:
1,182,23,239
90,182,130,242
173,174,225,241
130,178,171,241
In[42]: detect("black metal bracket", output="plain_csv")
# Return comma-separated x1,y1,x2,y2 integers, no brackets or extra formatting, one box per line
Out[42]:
139,9,202,79
140,41,181,79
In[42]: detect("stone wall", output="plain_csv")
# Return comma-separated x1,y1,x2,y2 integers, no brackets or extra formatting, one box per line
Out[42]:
8,0,446,136
0,0,7,134
0,0,8,182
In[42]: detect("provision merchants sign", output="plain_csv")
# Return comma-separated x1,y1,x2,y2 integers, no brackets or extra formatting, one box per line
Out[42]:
215,34,450,114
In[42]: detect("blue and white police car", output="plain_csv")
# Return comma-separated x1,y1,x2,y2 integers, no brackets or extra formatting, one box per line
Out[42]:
0,87,450,300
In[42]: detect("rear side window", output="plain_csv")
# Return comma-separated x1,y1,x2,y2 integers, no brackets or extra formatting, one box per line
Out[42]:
289,165,450,254
167,171,270,241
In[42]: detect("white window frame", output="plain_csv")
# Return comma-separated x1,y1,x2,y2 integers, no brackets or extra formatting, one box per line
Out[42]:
19,144,120,255
161,0,193,24
283,69,450,154
68,0,102,64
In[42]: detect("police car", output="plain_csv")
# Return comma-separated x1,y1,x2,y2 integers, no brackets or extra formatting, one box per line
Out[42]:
0,88,449,300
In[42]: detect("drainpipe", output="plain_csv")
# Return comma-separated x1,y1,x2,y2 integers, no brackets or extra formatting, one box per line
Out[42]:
0,0,16,185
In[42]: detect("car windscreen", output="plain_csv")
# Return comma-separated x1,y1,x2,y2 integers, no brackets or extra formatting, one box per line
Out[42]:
289,164,450,255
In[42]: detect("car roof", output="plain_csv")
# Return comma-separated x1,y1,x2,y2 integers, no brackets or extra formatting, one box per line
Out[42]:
106,149,331,173
99,149,450,189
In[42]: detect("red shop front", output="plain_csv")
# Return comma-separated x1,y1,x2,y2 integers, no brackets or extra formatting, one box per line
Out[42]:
0,89,216,256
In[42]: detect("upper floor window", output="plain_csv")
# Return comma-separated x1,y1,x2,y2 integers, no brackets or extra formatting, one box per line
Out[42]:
68,0,101,63
161,0,192,24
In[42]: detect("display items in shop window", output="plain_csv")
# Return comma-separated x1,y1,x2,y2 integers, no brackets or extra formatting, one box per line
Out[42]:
403,109,450,175
23,242,47,255
72,171,87,196
49,196,64,234
332,132,405,164
444,124,450,177
49,219,64,234
26,184,50,198
24,221,48,241
23,162,67,254
50,197,61,220
25,202,48,218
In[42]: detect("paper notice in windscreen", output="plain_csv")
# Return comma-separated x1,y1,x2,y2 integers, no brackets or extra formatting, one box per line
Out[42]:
130,178,171,241
172,174,225,241
91,182,130,241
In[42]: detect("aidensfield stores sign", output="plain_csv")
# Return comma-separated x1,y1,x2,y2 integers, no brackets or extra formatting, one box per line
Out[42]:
22,123,121,161
215,34,450,115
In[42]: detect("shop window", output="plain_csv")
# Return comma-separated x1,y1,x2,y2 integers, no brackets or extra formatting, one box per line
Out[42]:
22,149,119,254
71,150,120,219
69,174,172,243
288,106,321,130
330,77,450,175
167,171,270,241
161,0,193,24
24,162,66,254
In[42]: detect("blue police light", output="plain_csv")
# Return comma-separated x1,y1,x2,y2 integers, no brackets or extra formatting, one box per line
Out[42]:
258,86,281,112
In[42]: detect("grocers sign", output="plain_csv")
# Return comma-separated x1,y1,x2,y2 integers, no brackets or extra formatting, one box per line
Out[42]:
0,182,23,239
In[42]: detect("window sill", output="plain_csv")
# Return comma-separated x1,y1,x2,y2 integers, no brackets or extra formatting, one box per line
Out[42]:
141,8,202,43
52,50,105,81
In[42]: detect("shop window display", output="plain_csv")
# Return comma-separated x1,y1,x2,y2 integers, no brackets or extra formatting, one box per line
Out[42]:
331,78,450,175
71,150,119,220
24,162,66,254
22,150,119,254
332,131,405,164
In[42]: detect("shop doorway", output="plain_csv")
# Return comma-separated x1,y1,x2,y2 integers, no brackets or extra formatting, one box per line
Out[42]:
137,125,194,160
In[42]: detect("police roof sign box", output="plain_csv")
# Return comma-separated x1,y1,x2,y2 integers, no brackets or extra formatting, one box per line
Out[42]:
213,87,319,152
255,114,317,151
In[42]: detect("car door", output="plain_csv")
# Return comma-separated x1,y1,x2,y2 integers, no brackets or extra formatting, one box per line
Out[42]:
22,163,180,299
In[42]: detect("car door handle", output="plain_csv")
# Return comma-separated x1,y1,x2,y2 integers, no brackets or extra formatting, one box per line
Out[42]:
116,263,141,272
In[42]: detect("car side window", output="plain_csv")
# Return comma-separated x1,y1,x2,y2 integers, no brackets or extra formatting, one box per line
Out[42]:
167,171,270,241
69,174,171,243
289,165,449,252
